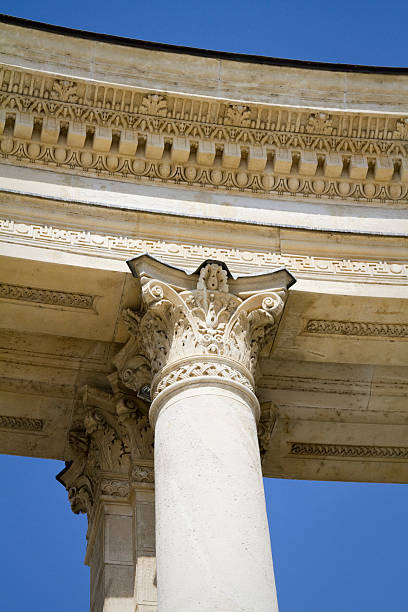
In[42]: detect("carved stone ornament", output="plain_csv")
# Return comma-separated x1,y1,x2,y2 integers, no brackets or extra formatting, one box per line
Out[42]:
258,406,277,458
57,381,154,525
1,64,407,204
117,254,295,400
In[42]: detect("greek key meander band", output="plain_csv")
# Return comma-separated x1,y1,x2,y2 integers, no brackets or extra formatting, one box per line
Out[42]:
1,218,407,284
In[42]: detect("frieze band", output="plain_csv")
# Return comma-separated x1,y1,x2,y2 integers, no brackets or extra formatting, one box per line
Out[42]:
0,414,44,431
0,281,96,310
290,442,408,459
305,319,408,338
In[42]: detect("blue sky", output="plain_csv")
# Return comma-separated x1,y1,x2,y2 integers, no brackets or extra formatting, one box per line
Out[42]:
1,0,408,66
1,1,408,610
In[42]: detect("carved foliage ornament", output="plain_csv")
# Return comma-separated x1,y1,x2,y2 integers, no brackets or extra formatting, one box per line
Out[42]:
57,383,154,520
1,65,408,203
117,256,294,398
290,442,408,459
141,264,284,377
305,319,408,338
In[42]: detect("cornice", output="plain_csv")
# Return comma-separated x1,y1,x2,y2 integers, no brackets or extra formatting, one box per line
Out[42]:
1,15,407,75
0,64,408,204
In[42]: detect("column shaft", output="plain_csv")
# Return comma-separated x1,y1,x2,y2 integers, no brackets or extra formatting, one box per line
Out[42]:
152,380,278,612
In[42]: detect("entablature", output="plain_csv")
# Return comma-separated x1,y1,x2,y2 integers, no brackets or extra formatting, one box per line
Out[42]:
1,23,408,207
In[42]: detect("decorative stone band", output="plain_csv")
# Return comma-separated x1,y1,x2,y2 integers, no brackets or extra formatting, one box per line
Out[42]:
132,464,155,484
1,140,406,204
99,469,155,497
151,356,255,400
149,356,259,428
290,442,408,459
2,66,407,144
1,217,407,285
305,319,408,338
0,281,96,310
0,64,407,203
0,414,44,431
100,478,130,498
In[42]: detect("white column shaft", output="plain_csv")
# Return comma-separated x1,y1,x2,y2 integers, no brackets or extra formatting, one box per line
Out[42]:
152,380,278,612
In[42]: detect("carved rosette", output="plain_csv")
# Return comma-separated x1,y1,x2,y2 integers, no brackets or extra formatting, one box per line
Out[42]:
116,255,295,412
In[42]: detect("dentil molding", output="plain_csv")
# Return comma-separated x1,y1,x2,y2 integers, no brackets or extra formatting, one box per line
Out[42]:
1,65,408,203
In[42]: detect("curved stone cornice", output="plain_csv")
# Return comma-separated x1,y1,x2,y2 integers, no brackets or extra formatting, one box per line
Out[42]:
0,62,407,203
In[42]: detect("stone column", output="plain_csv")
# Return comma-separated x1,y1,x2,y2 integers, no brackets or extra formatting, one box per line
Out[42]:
57,384,157,611
120,255,295,611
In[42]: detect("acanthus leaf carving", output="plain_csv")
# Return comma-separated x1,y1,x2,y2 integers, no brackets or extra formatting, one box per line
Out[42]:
306,112,333,135
139,94,168,116
394,118,408,140
117,396,154,460
118,257,292,399
50,79,79,103
57,381,154,523
224,104,251,127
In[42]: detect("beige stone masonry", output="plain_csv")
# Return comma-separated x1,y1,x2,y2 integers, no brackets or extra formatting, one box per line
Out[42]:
1,50,407,204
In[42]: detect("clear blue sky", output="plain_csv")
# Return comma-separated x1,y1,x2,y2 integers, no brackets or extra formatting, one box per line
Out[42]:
1,1,408,610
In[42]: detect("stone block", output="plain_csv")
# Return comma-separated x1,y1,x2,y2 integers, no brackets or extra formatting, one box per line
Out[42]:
196,140,215,166
14,112,34,139
222,143,241,169
171,137,190,163
273,149,292,174
374,156,394,181
67,121,86,148
324,152,343,178
145,133,164,160
247,145,267,172
93,127,112,152
298,150,318,176
349,155,368,180
118,130,138,156
40,117,60,144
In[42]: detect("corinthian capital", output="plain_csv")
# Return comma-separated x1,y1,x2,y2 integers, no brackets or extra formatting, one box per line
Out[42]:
119,255,295,401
